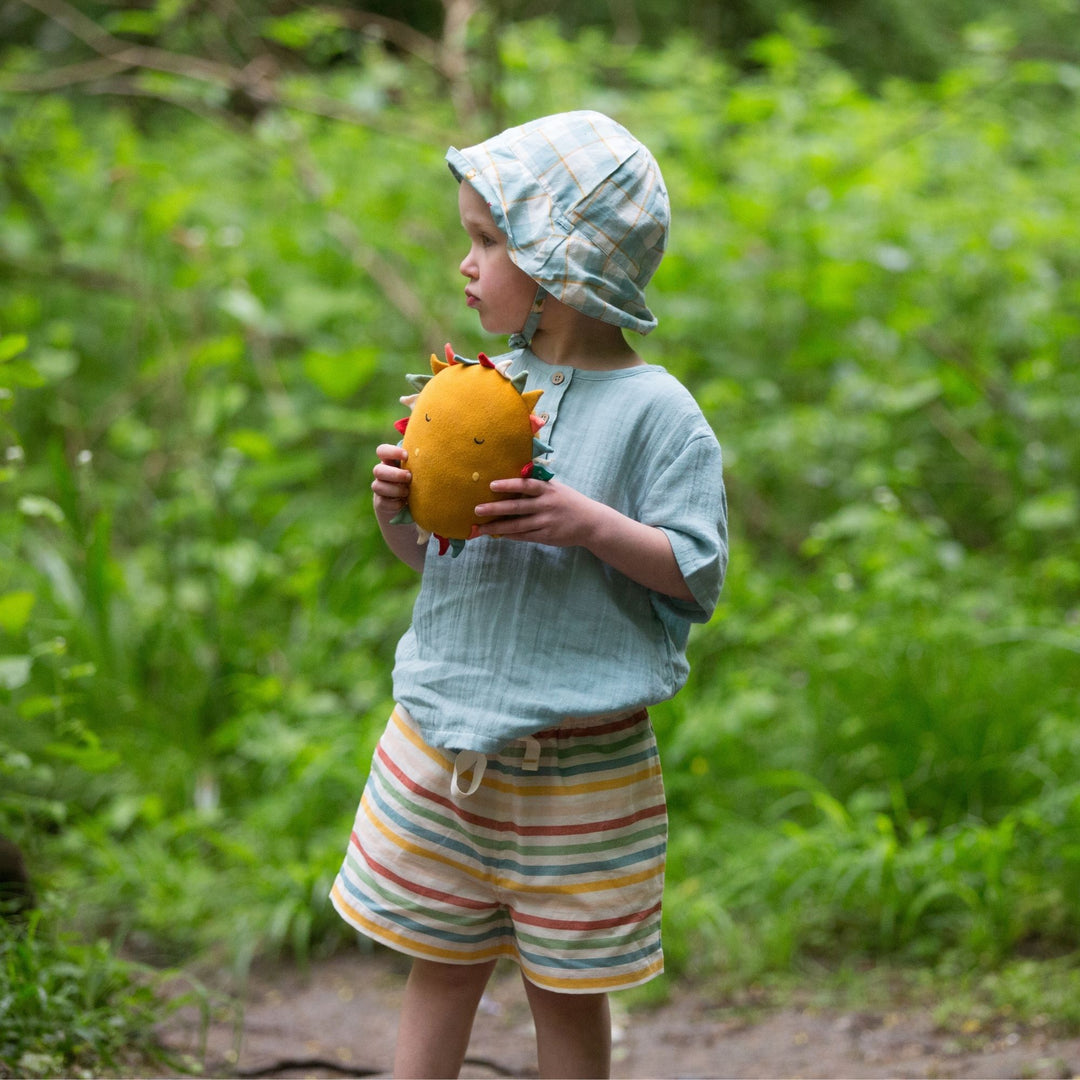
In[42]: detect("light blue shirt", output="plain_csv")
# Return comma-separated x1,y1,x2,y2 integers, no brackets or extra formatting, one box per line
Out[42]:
392,348,728,753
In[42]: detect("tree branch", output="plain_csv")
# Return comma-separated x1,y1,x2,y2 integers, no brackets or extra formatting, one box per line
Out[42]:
1,56,133,92
4,0,450,340
4,0,449,143
316,5,443,71
439,0,480,120
12,0,274,97
0,246,139,295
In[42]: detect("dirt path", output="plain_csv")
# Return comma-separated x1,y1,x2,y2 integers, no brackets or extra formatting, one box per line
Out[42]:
157,949,1080,1078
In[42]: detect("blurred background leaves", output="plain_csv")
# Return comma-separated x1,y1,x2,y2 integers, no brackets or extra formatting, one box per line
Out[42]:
1,0,1079,1073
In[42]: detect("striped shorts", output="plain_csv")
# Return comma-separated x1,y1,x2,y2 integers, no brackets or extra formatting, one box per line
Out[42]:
330,705,668,994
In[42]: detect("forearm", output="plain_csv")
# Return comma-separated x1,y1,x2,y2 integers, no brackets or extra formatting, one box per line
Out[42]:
375,504,427,573
581,501,694,602
475,478,695,601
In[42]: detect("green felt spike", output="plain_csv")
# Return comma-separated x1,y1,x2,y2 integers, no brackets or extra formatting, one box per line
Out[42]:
389,505,414,525
531,463,555,482
510,372,528,392
532,437,553,456
406,373,434,391
450,538,467,557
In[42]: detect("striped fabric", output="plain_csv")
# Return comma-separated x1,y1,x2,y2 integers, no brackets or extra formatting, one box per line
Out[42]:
330,705,668,994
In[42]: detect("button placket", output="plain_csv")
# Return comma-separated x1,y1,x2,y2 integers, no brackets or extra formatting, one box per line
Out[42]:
535,368,570,436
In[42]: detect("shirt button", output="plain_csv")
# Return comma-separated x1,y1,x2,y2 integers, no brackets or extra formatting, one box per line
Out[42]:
539,412,550,424
551,371,565,385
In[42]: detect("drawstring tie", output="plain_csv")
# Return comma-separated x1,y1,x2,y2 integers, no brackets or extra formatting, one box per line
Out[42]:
507,285,547,350
451,736,542,798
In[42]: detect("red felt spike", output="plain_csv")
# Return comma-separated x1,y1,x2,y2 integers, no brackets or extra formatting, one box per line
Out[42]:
444,342,455,365
436,534,451,556
478,352,495,368
521,462,534,478
394,417,409,434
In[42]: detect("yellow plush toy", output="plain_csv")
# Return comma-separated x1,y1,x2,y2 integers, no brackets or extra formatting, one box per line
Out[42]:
391,344,553,556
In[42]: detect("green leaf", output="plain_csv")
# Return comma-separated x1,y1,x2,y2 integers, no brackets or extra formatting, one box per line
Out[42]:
219,288,279,334
1017,489,1078,532
881,378,942,414
0,334,29,362
0,655,32,690
0,361,46,389
228,429,277,460
18,496,65,524
31,348,79,382
0,591,36,635
44,740,121,773
303,347,378,399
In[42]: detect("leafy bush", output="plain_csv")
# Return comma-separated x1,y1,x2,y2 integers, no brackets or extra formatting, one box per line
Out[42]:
0,910,197,1078
1,9,1078,1025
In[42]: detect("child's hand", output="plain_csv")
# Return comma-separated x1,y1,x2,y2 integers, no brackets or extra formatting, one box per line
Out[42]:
475,475,695,601
473,478,597,548
372,443,412,523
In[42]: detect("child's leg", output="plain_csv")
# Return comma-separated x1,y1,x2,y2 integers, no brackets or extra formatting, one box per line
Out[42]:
521,975,612,1079
393,957,497,1079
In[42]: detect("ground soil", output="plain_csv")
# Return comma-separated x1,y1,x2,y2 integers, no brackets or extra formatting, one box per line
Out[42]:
156,948,1080,1079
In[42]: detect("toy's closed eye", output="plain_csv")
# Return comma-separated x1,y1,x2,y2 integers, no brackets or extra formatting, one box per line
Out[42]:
425,413,432,422
473,437,485,445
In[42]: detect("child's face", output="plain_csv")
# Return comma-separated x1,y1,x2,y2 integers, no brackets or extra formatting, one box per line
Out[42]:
458,181,539,336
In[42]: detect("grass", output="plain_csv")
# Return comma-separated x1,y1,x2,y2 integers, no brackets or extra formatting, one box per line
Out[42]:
621,950,1080,1048
0,906,205,1079
2,19,1078,1072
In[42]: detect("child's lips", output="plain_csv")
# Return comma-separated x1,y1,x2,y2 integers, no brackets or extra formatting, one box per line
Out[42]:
465,290,480,308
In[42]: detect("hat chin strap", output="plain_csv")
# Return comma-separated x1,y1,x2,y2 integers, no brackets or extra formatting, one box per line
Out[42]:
508,285,547,350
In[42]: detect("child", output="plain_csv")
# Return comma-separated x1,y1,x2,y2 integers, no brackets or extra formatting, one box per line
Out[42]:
331,110,727,1079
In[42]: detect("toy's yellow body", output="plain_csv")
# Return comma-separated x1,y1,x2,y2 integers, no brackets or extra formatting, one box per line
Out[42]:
393,344,548,556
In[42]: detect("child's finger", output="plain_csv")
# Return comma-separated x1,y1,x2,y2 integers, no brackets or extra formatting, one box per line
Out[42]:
488,477,544,495
373,460,411,483
375,443,409,465
475,498,534,518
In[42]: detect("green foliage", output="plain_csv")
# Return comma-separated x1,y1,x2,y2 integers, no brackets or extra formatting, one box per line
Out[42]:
0,910,196,1078
1,8,1079,1056
5,0,1077,88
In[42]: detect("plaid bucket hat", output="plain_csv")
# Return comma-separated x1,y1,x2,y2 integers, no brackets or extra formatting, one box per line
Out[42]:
446,110,669,341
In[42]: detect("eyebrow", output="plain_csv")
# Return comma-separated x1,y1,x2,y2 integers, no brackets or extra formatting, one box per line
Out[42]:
460,213,506,241
461,207,498,228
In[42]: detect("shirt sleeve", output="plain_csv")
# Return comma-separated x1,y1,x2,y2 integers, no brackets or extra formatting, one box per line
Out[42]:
639,432,728,631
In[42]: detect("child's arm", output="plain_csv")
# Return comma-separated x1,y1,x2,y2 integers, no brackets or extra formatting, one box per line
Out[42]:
473,478,694,602
372,444,426,573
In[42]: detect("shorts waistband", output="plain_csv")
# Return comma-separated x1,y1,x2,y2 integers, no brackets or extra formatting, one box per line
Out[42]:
445,708,650,800
531,707,649,741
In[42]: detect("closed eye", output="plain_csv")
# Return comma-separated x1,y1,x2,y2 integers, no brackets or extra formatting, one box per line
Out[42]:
425,413,431,421
473,437,485,445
